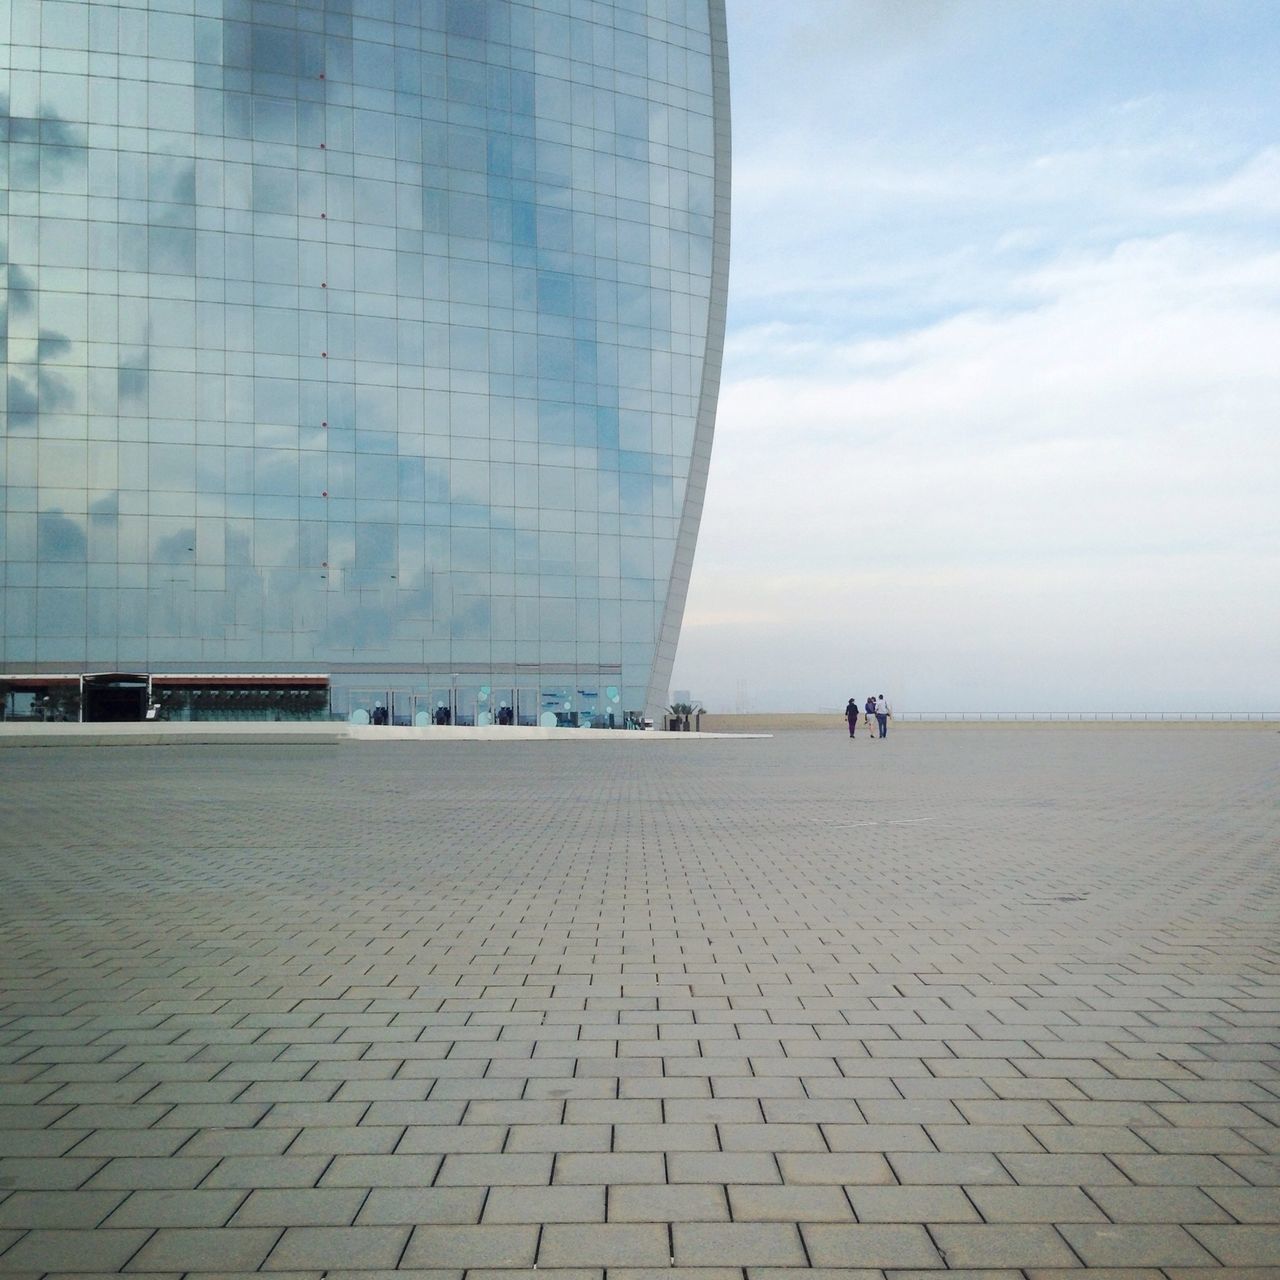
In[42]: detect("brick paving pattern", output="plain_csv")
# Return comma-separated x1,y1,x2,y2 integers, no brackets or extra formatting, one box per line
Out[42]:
0,725,1277,1278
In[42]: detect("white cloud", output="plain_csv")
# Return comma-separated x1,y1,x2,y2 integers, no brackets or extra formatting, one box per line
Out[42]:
684,6,1280,711
675,234,1280,709
1172,146,1280,216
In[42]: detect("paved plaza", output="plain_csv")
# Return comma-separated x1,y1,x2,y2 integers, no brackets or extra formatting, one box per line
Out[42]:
1,726,1278,1278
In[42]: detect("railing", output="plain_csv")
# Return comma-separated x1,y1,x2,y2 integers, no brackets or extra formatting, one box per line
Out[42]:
894,711,1280,722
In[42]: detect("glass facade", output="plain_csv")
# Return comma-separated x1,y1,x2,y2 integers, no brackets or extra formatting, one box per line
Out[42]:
0,0,730,723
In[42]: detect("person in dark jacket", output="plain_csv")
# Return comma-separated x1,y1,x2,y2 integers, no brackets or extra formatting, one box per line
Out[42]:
864,695,877,737
845,697,859,738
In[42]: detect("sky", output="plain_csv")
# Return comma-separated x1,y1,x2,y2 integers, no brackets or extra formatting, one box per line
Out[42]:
670,0,1280,713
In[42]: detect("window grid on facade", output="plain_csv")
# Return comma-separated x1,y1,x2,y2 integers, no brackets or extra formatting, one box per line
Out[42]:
1,0,730,723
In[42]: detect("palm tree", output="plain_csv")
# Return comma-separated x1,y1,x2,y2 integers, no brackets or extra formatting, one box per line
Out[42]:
666,701,701,731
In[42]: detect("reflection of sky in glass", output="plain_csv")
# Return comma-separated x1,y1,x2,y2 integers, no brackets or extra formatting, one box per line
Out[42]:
2,1,722,709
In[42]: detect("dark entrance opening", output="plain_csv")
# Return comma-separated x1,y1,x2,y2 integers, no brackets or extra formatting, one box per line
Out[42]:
82,673,149,722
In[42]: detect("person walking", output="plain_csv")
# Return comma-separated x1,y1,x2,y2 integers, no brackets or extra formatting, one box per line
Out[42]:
844,697,859,738
874,693,891,740
864,695,877,737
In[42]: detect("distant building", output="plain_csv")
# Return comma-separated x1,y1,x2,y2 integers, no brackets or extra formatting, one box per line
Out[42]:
1,0,730,725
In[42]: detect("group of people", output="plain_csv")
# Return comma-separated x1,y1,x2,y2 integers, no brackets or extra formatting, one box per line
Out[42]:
845,694,892,739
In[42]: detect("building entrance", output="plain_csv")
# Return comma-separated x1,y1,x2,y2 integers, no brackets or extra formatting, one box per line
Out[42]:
515,688,541,727
82,674,149,722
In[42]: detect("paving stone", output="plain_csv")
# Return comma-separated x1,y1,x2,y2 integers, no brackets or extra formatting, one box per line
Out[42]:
538,1222,670,1266
70,1131,196,1158
356,1187,485,1225
436,1152,553,1185
482,1185,605,1223
0,1227,151,1271
0,1130,85,1158
1185,1224,1280,1265
607,1184,730,1222
1060,1222,1219,1266
1162,1269,1280,1280
262,1224,410,1269
666,1099,762,1124
505,1123,612,1153
1030,1124,1150,1154
363,1101,468,1125
83,1156,218,1190
673,1221,807,1266
719,1122,825,1152
776,1152,894,1185
927,1123,1043,1152
467,1273,593,1280
52,1104,173,1129
822,1123,932,1152
966,1185,1106,1222
931,1223,1079,1267
747,1272,885,1280
1206,1186,1280,1221
228,1188,366,1226
286,1125,403,1155
206,1156,331,1188
726,1184,854,1221
0,1190,127,1229
0,1157,106,1189
1223,1155,1280,1184
400,1223,539,1267
1086,1184,1234,1223
956,1099,1064,1125
103,1188,248,1227
613,1122,719,1151
397,1123,507,1154
800,1222,943,1268
889,1152,1012,1185
870,1269,1018,1280
564,1099,664,1124
1110,1152,1247,1184
178,1128,297,1157
1022,1271,1162,1280
123,1226,282,1271
846,1184,981,1222
553,1153,666,1184
999,1153,1130,1185
1134,1124,1264,1154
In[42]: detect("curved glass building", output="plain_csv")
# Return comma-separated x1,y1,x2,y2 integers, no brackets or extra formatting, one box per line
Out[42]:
1,0,729,725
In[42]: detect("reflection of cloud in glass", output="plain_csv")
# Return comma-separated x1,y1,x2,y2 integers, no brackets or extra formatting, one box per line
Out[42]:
7,265,36,314
7,375,38,414
151,526,197,566
118,362,149,407
37,510,88,562
149,157,196,210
